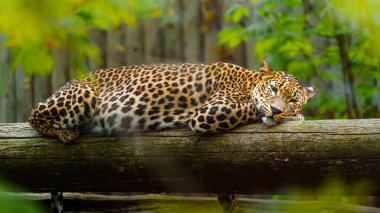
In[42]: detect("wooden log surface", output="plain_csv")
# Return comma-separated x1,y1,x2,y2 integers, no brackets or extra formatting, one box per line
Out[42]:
0,119,380,194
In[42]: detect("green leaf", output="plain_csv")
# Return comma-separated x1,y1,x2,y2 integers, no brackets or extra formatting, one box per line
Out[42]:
254,38,277,59
224,4,250,23
319,1,334,18
218,25,249,48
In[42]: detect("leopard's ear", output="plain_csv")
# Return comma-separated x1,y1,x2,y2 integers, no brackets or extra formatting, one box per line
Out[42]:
260,60,273,74
305,87,315,98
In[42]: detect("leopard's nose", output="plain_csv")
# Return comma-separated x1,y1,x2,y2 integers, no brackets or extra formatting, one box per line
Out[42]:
271,105,283,115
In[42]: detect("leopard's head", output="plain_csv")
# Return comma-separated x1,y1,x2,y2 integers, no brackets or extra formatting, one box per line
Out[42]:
29,103,52,133
29,98,81,143
252,60,315,125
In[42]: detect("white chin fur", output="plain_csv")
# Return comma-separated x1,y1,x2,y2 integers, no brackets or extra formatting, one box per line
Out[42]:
261,116,278,126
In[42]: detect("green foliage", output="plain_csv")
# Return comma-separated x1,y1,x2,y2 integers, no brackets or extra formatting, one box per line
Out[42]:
219,0,380,119
219,3,251,48
219,25,250,48
0,181,43,213
224,4,250,23
0,0,160,76
273,178,372,212
134,179,372,212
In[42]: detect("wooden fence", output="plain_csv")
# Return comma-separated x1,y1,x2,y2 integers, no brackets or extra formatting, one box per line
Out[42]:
0,0,256,123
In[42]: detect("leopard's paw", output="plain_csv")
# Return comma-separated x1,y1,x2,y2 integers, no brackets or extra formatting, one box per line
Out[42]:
57,129,80,143
284,114,304,121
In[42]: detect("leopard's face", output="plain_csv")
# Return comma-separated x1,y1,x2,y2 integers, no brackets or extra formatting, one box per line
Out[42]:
29,80,96,143
29,108,80,143
29,103,52,133
252,61,314,124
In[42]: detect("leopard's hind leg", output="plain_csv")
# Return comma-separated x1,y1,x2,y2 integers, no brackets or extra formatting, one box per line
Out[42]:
29,80,98,143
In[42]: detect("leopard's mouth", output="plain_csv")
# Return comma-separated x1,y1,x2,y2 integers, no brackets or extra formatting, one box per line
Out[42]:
256,105,280,119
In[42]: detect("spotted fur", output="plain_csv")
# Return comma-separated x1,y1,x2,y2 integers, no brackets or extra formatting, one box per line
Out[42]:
29,60,314,143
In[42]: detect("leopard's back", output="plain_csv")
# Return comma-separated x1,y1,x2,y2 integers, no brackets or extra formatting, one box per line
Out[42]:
89,63,225,134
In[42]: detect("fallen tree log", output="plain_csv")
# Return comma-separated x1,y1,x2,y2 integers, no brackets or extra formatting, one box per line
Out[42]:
5,193,380,213
0,119,379,194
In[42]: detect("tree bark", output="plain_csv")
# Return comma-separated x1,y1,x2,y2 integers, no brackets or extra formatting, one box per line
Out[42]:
29,75,35,113
0,120,380,194
336,35,360,119
182,0,202,62
201,0,222,63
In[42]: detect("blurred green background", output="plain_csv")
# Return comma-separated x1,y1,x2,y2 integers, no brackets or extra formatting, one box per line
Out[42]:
0,0,379,211
0,0,379,121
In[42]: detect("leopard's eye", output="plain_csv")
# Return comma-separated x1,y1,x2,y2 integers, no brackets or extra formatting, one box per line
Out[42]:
270,85,278,94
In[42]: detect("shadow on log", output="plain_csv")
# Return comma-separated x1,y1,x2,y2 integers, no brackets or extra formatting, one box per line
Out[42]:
0,119,380,195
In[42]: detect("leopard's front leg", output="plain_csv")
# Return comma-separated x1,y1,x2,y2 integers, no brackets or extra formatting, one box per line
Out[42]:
188,94,258,133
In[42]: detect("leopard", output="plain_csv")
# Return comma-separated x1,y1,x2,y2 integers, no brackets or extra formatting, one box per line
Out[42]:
29,60,314,143
29,60,314,213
